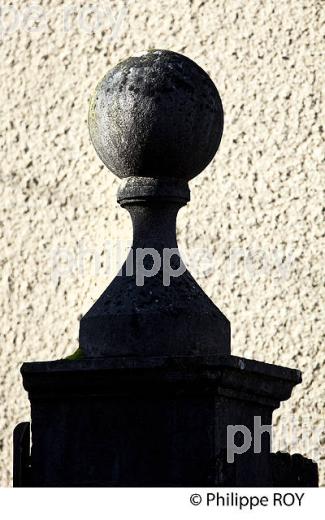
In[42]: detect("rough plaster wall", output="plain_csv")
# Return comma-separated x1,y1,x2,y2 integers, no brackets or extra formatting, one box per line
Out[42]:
0,0,324,486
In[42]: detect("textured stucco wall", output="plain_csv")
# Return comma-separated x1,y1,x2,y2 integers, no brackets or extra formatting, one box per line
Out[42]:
0,0,324,486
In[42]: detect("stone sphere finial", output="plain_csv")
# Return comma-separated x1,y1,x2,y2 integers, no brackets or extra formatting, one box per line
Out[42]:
88,49,223,180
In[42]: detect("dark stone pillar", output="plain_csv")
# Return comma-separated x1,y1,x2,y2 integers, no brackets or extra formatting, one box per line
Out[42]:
16,50,318,487
21,356,303,486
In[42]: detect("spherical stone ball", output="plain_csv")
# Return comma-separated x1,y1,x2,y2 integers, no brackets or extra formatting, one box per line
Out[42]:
88,49,223,181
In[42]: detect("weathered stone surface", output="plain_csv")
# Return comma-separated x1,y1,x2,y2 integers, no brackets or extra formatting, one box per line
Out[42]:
88,50,223,180
20,355,302,486
81,52,229,357
15,47,319,487
1,1,323,486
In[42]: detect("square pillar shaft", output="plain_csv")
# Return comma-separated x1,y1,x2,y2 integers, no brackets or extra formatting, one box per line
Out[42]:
21,355,301,486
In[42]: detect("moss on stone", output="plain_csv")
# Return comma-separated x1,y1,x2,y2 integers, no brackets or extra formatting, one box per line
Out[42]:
64,347,85,361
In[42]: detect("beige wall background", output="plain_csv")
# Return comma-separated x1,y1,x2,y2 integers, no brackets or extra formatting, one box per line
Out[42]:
0,0,324,486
